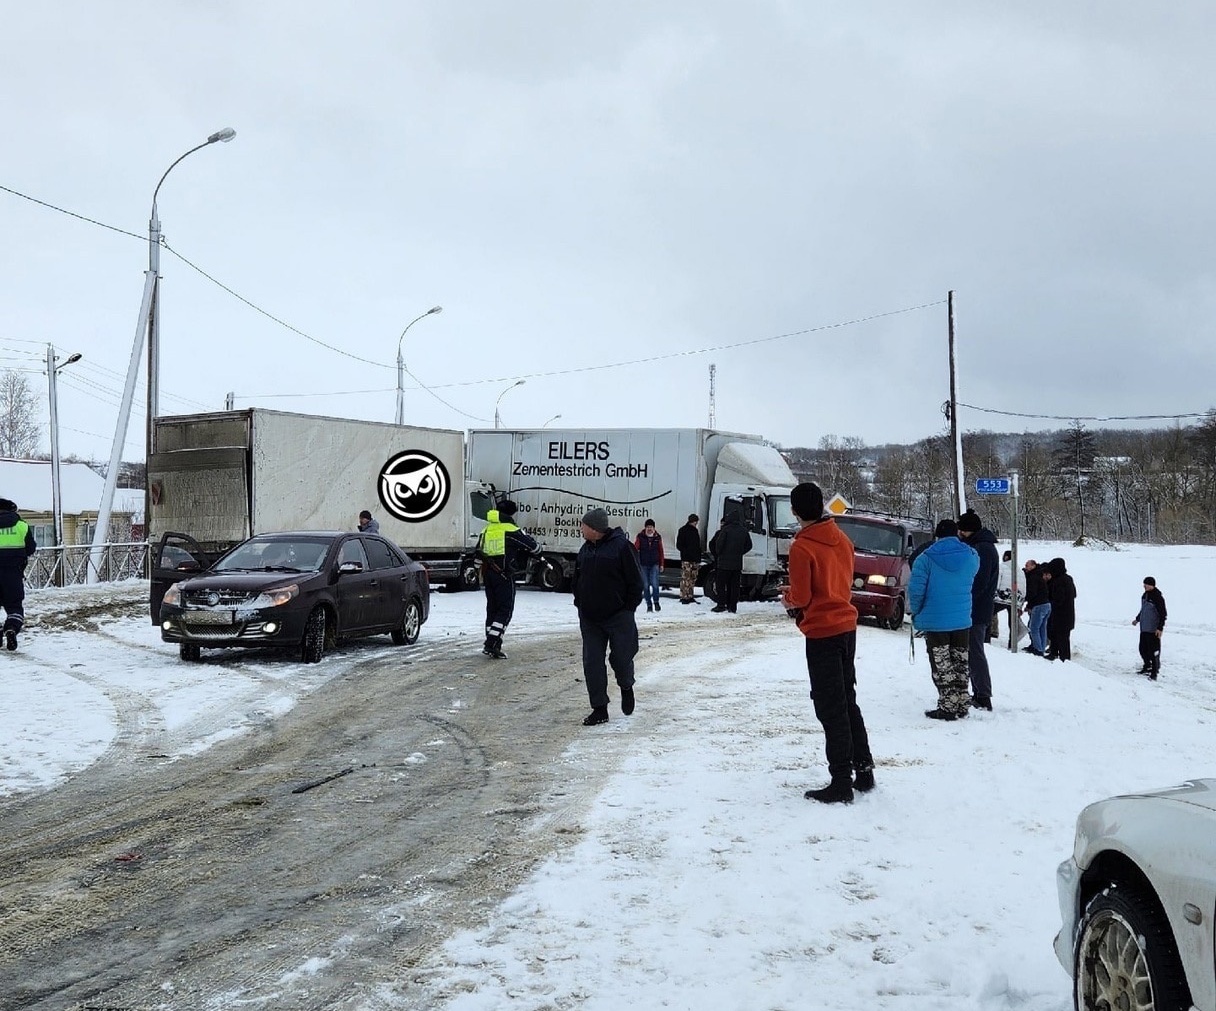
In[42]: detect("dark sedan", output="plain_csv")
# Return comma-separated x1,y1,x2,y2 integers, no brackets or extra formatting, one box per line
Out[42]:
159,531,429,663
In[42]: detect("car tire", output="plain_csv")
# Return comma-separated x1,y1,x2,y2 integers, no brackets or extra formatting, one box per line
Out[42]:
179,643,202,662
885,598,905,630
391,599,422,646
1074,884,1192,1011
537,559,567,592
300,607,327,664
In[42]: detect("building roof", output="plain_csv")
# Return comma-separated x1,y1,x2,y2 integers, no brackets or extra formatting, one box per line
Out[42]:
0,459,143,520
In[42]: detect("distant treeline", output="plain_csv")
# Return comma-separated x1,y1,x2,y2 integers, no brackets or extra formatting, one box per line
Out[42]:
783,410,1216,545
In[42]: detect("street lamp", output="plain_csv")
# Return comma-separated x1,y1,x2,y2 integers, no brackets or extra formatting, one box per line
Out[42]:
542,414,561,428
46,345,83,554
91,127,235,583
395,306,443,425
494,380,527,429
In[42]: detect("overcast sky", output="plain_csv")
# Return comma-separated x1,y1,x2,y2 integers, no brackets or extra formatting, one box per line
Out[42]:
4,2,1215,462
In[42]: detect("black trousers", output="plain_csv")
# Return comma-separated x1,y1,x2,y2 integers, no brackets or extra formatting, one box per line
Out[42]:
1047,615,1072,660
0,568,25,633
1138,631,1161,672
579,609,638,709
482,564,515,647
718,568,742,612
805,631,872,783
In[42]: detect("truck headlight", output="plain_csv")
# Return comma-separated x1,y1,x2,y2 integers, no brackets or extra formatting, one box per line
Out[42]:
163,585,181,606
867,574,896,587
249,584,300,608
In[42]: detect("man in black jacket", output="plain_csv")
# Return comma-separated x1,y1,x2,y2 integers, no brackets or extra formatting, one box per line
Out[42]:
1132,575,1166,679
573,507,645,726
675,513,701,604
957,509,998,710
0,498,37,651
709,511,753,614
1020,559,1050,656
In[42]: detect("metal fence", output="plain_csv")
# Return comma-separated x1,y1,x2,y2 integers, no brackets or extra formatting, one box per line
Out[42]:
25,543,150,589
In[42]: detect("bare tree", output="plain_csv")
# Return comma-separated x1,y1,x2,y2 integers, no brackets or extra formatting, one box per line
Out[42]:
0,370,41,459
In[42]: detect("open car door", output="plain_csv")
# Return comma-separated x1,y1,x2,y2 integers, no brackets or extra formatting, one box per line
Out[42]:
149,532,212,624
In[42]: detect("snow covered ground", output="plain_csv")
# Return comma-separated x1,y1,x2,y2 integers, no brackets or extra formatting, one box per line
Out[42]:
4,539,1213,1009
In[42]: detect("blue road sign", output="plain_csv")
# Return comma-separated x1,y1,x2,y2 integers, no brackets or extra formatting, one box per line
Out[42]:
975,477,1011,495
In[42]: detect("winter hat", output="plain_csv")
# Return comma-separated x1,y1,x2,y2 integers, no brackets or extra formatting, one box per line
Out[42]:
790,482,824,521
497,499,518,517
0,498,15,511
582,507,610,533
934,518,958,538
644,518,656,528
957,509,982,533
1143,576,1156,586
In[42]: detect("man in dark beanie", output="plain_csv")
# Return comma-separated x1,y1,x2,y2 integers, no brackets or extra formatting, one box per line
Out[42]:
474,498,540,659
956,508,998,710
781,482,875,804
573,507,645,725
0,498,37,650
1132,576,1167,679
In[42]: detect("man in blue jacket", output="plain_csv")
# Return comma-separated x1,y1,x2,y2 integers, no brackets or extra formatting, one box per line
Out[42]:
573,507,644,726
909,518,980,720
957,508,999,711
0,498,37,651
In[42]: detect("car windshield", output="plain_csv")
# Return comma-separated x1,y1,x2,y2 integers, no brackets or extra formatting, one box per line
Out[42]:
835,518,904,557
214,538,329,573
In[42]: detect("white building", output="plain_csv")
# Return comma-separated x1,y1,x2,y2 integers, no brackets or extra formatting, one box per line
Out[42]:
0,458,143,547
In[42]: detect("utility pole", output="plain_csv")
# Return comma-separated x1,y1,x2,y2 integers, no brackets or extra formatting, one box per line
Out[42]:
708,363,716,428
948,290,965,516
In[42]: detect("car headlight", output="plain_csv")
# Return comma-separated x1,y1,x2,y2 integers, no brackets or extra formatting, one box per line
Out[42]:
163,585,181,606
867,574,896,587
248,584,300,608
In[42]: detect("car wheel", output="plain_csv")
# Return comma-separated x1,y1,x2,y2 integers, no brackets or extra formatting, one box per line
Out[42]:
391,599,422,645
885,598,905,630
300,607,327,664
1074,885,1192,1011
179,643,202,662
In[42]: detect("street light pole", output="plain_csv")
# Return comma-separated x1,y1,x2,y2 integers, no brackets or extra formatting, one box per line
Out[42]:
395,305,443,425
542,414,561,428
46,345,83,553
494,380,527,429
91,127,235,583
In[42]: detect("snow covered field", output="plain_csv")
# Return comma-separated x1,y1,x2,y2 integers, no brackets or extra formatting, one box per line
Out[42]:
4,539,1213,1009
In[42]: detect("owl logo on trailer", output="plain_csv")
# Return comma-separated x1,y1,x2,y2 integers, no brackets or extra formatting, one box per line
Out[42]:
378,451,451,523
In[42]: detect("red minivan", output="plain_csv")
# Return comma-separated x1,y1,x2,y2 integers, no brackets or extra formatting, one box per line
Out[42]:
833,512,933,630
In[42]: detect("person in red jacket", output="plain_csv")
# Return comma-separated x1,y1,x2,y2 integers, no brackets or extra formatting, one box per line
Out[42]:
634,518,665,612
780,482,875,804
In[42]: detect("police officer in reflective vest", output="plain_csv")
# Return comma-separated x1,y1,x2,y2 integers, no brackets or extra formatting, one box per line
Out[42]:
476,499,540,659
0,498,37,651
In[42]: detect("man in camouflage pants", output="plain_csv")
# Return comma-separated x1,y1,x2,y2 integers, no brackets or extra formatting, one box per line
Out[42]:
675,513,702,604
907,518,980,721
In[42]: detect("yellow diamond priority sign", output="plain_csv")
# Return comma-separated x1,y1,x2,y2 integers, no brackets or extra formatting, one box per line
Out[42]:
826,493,850,516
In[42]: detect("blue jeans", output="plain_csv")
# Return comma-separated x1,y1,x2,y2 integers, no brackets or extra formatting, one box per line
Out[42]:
641,564,661,607
1028,603,1051,653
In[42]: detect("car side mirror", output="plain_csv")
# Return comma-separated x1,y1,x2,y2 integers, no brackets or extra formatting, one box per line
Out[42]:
175,560,201,572
338,561,364,575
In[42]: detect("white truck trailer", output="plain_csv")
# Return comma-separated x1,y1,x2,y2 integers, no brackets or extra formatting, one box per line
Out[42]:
466,427,800,599
148,409,484,588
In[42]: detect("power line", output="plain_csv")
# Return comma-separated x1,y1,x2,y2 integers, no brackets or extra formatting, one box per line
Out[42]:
0,183,144,241
957,402,1210,424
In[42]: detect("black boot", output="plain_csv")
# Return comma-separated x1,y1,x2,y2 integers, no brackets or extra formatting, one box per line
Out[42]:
621,686,635,716
582,707,609,726
4,629,16,651
853,765,876,792
972,696,993,711
925,708,963,721
805,779,854,804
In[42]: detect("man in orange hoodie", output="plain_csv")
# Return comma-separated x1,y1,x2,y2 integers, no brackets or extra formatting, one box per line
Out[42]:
781,482,875,804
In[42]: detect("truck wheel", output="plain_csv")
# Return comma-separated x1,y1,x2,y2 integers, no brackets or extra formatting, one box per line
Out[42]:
885,598,905,630
300,607,326,664
179,643,201,662
537,560,567,592
391,599,423,645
